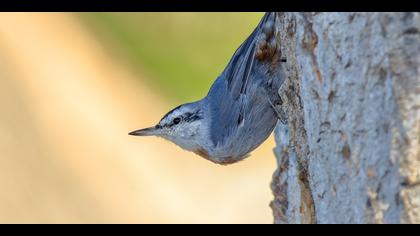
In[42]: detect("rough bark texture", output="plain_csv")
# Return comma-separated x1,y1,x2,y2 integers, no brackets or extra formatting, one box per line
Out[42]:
270,12,420,224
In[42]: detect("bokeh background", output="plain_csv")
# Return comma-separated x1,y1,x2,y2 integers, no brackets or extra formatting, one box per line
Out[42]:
0,12,277,223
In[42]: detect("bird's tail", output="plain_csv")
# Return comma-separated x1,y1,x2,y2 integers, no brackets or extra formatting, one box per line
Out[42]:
258,12,278,30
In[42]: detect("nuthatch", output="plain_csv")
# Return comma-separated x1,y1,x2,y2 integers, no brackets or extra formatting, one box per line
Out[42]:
129,12,287,165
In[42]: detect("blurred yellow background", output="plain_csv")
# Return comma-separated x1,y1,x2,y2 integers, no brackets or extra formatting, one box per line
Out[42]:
0,12,276,223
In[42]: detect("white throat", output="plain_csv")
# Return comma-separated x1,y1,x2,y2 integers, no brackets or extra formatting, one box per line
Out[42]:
164,119,209,152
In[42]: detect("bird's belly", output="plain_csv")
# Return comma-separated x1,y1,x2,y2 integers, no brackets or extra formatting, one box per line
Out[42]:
203,116,277,165
192,146,250,165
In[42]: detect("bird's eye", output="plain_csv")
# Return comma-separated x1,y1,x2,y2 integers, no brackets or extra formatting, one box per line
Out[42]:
173,117,181,125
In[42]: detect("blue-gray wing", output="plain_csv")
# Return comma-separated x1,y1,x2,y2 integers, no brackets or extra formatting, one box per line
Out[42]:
207,13,279,147
222,12,274,100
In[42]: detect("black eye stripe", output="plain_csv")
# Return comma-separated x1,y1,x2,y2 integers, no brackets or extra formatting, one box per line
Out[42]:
184,113,202,122
173,117,181,124
159,109,202,128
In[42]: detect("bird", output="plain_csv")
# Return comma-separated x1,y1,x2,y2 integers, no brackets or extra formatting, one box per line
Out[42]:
129,12,287,165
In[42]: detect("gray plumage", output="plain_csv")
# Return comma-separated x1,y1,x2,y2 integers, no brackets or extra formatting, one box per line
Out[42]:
129,12,286,165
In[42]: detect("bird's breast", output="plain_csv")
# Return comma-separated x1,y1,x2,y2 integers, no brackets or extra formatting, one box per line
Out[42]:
192,146,249,165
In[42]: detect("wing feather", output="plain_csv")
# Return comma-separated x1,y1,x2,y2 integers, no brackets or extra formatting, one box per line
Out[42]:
207,12,277,147
223,12,274,99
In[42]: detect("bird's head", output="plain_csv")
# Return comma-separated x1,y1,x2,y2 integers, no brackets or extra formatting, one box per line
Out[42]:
129,101,206,151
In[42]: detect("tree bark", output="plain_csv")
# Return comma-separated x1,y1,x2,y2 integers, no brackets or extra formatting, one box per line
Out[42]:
270,12,420,224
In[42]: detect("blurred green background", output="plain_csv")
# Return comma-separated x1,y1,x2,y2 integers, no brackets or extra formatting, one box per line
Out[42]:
0,13,276,224
80,13,263,102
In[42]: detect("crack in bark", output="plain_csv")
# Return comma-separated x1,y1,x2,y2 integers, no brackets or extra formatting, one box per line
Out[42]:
270,13,316,223
301,13,323,82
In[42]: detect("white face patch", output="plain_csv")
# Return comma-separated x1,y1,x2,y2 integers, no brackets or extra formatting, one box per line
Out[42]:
157,102,205,131
159,106,189,127
156,103,206,151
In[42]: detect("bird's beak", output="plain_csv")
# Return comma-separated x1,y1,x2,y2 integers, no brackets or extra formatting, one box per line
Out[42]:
128,126,159,136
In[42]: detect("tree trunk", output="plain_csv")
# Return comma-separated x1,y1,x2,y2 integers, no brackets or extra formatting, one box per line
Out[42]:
270,12,420,224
